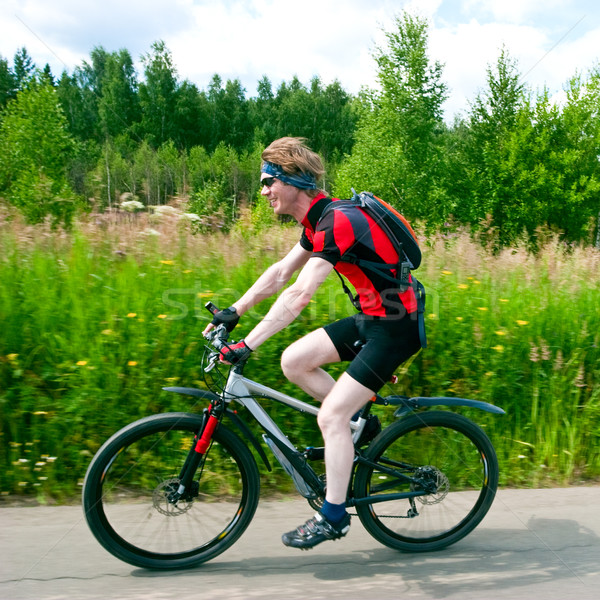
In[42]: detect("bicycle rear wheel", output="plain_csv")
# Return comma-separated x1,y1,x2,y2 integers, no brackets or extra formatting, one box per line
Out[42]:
82,412,260,569
353,411,498,552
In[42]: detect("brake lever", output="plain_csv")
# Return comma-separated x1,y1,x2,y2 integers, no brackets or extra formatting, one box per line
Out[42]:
204,352,220,373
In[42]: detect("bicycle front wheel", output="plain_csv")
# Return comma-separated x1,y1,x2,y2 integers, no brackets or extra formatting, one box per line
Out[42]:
82,412,260,569
353,411,498,552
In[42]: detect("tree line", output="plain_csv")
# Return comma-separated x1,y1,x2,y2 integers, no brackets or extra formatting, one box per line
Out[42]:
1,13,599,248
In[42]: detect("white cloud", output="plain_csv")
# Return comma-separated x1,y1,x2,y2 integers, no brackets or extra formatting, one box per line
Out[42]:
462,0,569,24
1,0,599,120
166,0,399,94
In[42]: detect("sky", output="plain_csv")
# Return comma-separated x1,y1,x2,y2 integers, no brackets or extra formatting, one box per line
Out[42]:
1,0,599,120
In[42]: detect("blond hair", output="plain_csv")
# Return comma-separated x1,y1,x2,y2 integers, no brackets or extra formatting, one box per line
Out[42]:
262,137,325,197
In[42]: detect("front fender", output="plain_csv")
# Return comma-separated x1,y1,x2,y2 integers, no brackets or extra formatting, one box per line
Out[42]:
162,386,220,402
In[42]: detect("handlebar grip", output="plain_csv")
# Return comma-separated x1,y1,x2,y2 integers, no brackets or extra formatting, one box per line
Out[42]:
205,301,220,316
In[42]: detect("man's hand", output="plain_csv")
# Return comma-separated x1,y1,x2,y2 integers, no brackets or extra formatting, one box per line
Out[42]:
203,306,239,336
219,340,253,365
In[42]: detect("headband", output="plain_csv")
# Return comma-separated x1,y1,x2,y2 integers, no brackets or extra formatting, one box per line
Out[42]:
261,161,318,190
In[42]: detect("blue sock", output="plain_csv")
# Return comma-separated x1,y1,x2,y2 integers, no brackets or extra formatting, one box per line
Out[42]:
321,500,347,525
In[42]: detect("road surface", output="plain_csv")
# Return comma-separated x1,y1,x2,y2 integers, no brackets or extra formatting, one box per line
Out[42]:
1,486,599,600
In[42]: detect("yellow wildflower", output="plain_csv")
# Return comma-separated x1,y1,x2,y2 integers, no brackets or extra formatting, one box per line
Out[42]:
473,280,481,285
127,313,137,318
183,269,192,274
457,284,469,290
197,292,213,298
128,361,138,366
157,314,167,319
7,353,19,361
76,360,88,366
427,313,437,319
441,270,452,275
477,307,488,311
491,345,504,352
499,298,509,303
456,316,463,321
160,260,174,265
516,320,529,326
495,330,507,336
101,329,113,335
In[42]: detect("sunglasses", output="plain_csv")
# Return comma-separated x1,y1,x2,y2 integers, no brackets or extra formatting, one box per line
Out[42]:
261,176,277,188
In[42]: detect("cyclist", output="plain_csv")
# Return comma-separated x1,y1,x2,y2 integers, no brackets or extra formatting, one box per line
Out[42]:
202,137,422,550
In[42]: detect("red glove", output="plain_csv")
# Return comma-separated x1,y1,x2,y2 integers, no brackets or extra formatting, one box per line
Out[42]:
219,340,253,365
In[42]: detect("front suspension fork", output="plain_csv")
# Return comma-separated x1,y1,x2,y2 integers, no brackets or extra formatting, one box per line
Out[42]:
168,404,221,504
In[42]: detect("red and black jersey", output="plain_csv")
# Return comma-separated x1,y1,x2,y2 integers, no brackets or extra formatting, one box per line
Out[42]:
300,193,417,317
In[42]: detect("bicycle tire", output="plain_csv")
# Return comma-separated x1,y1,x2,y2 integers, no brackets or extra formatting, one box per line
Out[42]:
353,411,498,552
82,412,260,569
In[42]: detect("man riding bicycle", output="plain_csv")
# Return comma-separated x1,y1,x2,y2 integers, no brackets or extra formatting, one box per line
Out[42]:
202,137,422,550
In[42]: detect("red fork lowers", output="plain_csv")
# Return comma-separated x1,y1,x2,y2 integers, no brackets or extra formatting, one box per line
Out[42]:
195,413,219,454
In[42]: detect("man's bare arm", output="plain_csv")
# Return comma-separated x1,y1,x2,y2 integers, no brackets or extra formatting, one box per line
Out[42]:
244,257,334,349
202,243,311,335
232,243,312,315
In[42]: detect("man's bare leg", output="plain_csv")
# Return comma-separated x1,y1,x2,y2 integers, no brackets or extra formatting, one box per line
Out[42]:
280,369,375,549
280,328,340,401
317,373,375,503
282,329,375,502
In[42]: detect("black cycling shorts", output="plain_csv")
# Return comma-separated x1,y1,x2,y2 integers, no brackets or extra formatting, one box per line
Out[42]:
324,312,422,393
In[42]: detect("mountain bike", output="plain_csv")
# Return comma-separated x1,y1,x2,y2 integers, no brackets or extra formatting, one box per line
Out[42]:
82,304,505,570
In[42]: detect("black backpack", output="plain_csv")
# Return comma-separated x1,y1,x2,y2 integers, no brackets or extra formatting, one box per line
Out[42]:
321,189,427,348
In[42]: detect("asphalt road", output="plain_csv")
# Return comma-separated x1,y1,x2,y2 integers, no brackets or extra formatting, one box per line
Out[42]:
1,486,599,600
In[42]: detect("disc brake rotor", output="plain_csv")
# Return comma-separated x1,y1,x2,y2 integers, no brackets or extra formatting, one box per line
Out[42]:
411,466,450,505
152,478,195,516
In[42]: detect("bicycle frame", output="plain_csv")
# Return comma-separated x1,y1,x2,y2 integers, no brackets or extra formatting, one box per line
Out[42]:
166,364,429,507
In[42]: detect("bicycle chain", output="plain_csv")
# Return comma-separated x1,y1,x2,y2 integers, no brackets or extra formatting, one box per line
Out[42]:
347,511,414,519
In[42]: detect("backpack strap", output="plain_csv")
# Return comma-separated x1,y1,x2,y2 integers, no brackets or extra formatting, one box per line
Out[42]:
334,269,362,311
412,276,427,349
341,256,412,290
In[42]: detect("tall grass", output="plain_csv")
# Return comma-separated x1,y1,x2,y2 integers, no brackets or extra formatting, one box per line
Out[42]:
1,209,599,501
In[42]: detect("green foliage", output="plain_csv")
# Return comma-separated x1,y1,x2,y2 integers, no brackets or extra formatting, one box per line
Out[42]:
0,222,598,500
97,48,140,140
0,55,17,109
13,47,35,90
334,13,449,228
3,11,600,247
138,41,178,147
0,78,79,226
453,50,600,250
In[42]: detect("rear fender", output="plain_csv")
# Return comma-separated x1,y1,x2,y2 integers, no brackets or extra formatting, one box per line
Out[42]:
375,395,506,418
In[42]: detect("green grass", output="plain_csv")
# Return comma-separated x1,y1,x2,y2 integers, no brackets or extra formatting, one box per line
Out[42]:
1,211,599,501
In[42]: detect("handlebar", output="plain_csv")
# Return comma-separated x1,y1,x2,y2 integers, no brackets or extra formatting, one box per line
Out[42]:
204,324,229,349
203,302,230,372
